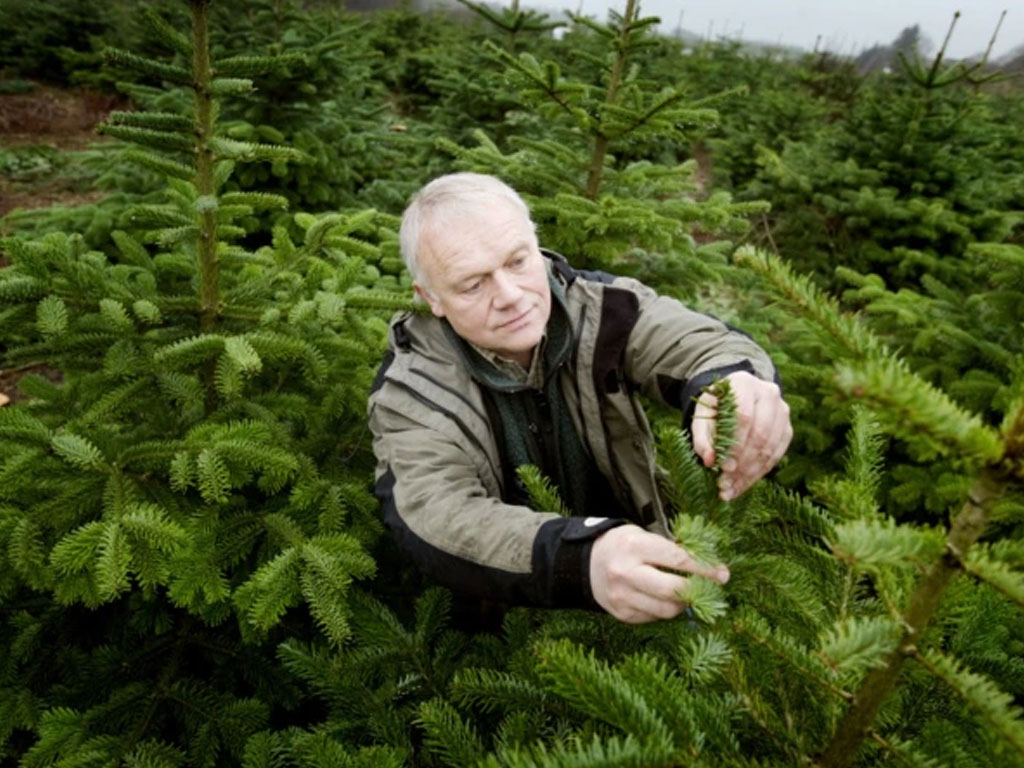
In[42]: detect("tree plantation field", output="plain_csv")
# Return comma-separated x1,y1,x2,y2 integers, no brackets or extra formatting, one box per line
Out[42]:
1,1,1024,765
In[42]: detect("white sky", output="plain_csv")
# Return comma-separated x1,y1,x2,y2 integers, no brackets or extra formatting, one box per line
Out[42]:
525,1,1021,60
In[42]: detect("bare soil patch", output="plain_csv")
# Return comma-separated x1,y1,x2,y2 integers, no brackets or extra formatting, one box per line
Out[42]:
691,141,713,200
0,182,107,218
1,85,112,401
0,363,63,405
1,83,124,216
0,84,123,148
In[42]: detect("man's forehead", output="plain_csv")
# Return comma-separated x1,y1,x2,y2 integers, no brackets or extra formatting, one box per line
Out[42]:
420,206,535,274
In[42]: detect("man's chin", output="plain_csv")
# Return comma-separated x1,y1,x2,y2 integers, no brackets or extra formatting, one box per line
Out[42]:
490,330,543,363
505,324,543,348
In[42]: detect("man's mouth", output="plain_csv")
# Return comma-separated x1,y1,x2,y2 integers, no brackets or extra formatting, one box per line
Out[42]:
497,307,532,330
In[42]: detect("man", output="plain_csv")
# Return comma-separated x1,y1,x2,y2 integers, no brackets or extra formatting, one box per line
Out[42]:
368,173,791,624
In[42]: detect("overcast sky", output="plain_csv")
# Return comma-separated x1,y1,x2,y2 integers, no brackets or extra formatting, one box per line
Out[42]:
524,1,1020,60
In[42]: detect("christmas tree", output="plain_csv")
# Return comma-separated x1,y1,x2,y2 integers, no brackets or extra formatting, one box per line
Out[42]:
0,1,413,761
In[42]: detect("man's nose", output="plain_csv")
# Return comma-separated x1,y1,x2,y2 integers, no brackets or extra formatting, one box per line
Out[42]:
492,270,523,307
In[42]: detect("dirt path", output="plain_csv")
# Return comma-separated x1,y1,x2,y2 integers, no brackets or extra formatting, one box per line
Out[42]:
0,84,116,400
0,84,120,147
1,83,123,216
691,141,713,199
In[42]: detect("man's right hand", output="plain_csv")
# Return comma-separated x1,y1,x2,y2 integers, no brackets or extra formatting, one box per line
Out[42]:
589,525,730,623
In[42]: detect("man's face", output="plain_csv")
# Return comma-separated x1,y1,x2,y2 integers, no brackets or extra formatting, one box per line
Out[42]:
414,201,551,368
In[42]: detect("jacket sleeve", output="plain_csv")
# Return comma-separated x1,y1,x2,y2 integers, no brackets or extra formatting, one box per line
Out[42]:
369,401,626,608
613,275,780,425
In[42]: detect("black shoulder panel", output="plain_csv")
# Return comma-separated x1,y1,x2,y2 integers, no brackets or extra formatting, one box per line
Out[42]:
543,248,616,286
545,249,577,286
370,350,395,395
593,286,640,396
577,268,617,285
393,317,413,350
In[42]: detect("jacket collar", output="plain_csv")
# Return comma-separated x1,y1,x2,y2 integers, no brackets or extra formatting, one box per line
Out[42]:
440,268,573,393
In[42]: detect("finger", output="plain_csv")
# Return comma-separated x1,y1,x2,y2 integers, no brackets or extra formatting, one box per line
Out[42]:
631,563,690,602
724,443,774,498
691,392,717,467
726,466,759,499
753,398,791,474
724,409,775,494
724,381,756,473
641,535,731,584
725,392,791,497
719,472,738,501
769,399,794,467
614,588,689,624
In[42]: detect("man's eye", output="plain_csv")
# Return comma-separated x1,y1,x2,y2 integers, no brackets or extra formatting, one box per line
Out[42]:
461,281,482,294
510,256,527,268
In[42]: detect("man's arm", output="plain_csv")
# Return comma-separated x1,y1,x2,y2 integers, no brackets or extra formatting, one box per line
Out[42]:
370,403,625,608
616,276,791,499
372,403,735,615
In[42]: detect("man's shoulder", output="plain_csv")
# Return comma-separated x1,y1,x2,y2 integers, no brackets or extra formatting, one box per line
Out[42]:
548,257,654,343
544,250,657,309
544,249,617,288
370,311,481,415
376,311,460,373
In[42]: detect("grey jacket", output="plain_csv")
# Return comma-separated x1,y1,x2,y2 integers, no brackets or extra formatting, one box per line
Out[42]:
368,253,777,608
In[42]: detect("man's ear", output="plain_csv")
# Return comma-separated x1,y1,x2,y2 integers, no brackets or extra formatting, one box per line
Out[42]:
414,283,445,318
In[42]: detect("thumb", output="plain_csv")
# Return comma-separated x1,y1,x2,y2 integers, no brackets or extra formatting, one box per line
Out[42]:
691,394,717,468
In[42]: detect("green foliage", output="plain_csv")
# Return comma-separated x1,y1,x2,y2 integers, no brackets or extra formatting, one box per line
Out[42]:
707,376,739,472
745,68,1024,294
733,244,1024,766
0,146,68,181
0,1,411,761
0,0,138,84
916,649,1024,759
3,2,1024,766
276,587,488,757
437,3,767,293
201,0,442,215
516,465,570,517
416,698,486,768
455,0,564,52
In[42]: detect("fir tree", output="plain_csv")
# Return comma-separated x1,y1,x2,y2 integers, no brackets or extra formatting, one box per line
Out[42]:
456,0,564,54
0,1,415,761
736,246,1024,767
437,0,768,296
746,14,1023,293
207,0,436,214
399,0,562,157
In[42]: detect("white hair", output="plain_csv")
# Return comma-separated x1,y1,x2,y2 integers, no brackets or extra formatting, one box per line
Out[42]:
399,173,535,287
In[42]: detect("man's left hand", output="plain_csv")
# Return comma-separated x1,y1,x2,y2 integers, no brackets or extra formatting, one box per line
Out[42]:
691,370,792,500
